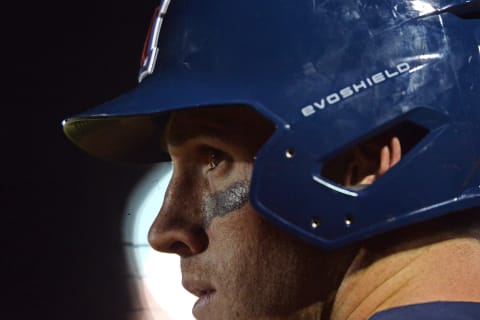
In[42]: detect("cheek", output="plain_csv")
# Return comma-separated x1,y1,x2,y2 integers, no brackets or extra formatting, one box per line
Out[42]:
203,205,269,284
206,205,260,249
205,208,282,281
209,210,330,316
202,162,253,227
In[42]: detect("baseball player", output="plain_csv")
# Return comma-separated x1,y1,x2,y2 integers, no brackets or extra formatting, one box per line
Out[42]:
63,1,480,319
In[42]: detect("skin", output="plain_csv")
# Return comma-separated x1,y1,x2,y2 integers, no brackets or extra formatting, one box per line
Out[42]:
344,137,401,187
148,106,354,319
148,105,480,320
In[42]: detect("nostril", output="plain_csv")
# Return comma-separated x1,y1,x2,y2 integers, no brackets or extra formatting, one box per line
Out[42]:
169,241,191,256
148,225,209,256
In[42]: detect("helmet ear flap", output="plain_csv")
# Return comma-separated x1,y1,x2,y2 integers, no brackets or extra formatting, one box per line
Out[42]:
321,121,429,189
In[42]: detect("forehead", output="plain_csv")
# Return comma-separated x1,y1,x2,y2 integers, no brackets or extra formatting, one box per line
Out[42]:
164,106,275,148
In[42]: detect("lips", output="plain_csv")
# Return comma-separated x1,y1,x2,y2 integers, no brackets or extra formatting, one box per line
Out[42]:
182,279,217,317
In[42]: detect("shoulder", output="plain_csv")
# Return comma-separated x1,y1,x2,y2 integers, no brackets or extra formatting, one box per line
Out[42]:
369,302,480,320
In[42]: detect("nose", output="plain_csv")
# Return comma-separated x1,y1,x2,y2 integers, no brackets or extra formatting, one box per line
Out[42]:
148,172,209,257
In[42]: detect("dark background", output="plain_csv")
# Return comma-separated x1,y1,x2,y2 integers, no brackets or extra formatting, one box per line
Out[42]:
7,1,158,318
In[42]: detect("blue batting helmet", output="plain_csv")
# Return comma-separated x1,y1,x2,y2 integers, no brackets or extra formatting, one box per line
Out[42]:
63,0,480,249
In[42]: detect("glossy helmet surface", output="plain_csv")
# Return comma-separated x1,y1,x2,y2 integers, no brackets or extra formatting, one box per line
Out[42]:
63,0,480,249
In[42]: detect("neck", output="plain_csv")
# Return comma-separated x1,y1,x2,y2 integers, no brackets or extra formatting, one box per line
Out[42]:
330,237,480,320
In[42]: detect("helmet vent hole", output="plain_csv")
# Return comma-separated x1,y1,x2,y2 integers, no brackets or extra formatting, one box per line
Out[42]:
321,121,429,189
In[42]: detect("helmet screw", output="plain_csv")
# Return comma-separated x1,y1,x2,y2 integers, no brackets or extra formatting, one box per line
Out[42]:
345,215,353,227
311,218,320,229
285,149,295,158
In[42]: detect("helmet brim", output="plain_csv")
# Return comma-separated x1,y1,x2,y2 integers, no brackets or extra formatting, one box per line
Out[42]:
62,73,259,163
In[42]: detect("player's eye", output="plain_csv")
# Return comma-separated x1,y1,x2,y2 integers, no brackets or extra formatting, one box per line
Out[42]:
207,148,224,171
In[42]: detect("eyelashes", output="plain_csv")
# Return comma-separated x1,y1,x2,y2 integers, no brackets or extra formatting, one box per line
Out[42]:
205,147,226,172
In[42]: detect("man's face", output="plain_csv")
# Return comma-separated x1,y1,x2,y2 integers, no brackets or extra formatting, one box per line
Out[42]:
148,106,343,319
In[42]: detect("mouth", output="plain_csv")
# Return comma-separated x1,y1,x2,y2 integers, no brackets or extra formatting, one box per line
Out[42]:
182,280,217,317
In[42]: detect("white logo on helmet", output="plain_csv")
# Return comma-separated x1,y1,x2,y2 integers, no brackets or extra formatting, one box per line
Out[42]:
301,62,410,117
138,0,172,83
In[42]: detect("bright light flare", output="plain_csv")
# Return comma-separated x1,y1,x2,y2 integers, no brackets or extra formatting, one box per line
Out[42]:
410,0,436,15
124,164,196,320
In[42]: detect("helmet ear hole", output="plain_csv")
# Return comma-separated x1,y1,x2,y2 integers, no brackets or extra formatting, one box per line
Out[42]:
321,121,429,188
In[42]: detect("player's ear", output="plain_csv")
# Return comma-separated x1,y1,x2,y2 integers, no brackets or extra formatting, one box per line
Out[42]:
343,137,402,188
